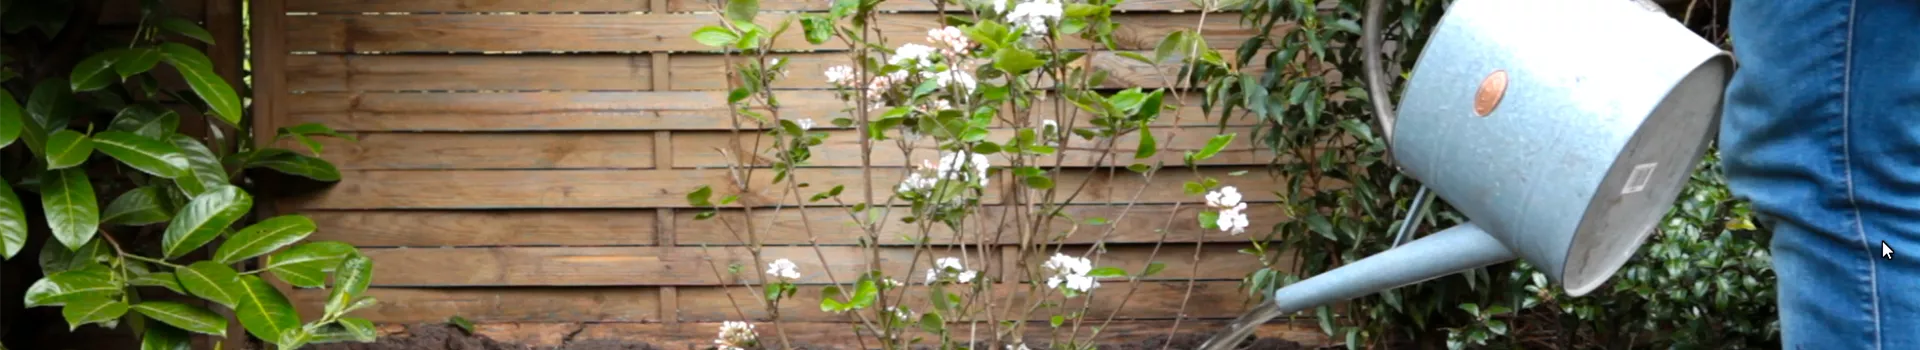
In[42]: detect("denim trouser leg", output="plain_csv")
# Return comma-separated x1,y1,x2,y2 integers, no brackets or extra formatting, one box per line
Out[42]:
1720,0,1920,348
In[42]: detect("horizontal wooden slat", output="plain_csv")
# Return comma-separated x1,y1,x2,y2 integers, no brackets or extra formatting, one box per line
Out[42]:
281,91,1230,131
672,126,1272,168
286,132,656,169
286,0,648,12
669,0,1207,12
486,320,1329,348
677,204,1289,245
356,243,1256,286
306,210,657,246
287,287,662,323
669,51,1230,91
286,54,652,91
279,166,1288,209
677,280,1262,322
283,13,1248,52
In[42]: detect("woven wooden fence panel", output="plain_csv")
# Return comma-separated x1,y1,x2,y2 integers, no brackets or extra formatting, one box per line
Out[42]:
250,0,1329,347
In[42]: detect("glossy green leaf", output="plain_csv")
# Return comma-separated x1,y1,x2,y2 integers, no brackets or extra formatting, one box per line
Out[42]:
70,50,122,92
235,275,302,345
800,15,833,45
1086,267,1127,278
692,26,739,47
178,261,242,309
103,185,173,226
449,316,476,334
168,134,228,196
109,104,180,139
1134,124,1157,159
0,179,26,259
158,18,215,45
141,323,192,350
62,296,129,330
132,301,227,336
160,43,241,126
326,254,375,316
23,79,74,156
1192,133,1236,161
992,48,1044,74
42,167,99,251
215,215,316,264
39,239,110,275
266,241,357,288
128,272,185,294
245,149,341,182
115,48,163,80
92,131,190,178
24,266,118,307
0,89,22,148
44,129,92,169
160,185,252,259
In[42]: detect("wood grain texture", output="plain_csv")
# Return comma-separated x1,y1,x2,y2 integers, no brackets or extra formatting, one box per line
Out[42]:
305,210,658,246
676,280,1261,321
286,287,662,323
280,90,1234,131
283,13,1248,52
278,166,1291,209
355,243,1255,286
671,126,1273,168
284,132,656,169
668,50,1249,91
675,204,1291,245
287,0,649,12
286,54,652,91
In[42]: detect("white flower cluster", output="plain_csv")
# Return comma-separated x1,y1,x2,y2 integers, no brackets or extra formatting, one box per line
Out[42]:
766,258,801,280
1042,253,1100,293
936,151,992,187
885,305,915,321
863,70,911,101
1207,186,1250,235
824,65,855,86
927,26,973,55
925,256,979,284
714,321,757,350
1005,0,1064,35
923,68,977,93
1006,344,1032,350
890,43,939,70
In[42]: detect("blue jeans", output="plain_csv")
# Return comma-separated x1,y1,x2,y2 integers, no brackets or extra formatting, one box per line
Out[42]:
1720,0,1920,348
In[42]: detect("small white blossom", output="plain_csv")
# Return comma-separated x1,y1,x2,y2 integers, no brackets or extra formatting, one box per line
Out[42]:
936,257,964,270
1006,0,1064,35
1007,344,1032,350
925,257,979,285
927,26,973,54
1042,253,1092,276
890,43,939,69
927,99,954,111
886,306,915,320
794,118,815,131
1216,208,1250,235
1205,186,1244,209
824,65,856,85
884,278,905,288
714,321,758,350
1041,119,1058,130
1063,274,1100,292
936,151,993,187
957,270,978,283
765,258,801,280
897,172,938,193
924,69,977,93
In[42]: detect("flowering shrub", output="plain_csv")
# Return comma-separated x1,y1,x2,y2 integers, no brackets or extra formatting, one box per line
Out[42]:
681,0,1251,348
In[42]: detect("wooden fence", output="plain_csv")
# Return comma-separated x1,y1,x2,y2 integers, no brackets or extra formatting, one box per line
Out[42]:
249,0,1328,347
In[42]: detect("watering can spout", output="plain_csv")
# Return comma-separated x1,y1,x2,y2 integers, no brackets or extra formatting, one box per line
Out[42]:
1268,223,1515,314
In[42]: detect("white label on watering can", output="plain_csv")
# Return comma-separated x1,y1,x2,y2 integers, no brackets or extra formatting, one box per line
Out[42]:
1622,162,1658,194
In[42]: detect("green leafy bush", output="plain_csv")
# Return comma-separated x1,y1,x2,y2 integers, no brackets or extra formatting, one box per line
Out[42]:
2,1,373,348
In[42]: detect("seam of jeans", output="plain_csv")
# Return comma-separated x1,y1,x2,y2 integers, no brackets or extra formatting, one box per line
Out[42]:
1839,0,1882,348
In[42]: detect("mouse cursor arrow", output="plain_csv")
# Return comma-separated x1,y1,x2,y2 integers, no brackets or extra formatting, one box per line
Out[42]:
1883,241,1894,260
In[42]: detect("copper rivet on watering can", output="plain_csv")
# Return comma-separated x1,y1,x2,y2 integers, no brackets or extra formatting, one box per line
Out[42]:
1473,70,1508,116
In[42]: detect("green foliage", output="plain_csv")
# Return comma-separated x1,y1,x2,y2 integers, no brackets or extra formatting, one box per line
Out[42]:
1186,0,1778,348
3,2,372,348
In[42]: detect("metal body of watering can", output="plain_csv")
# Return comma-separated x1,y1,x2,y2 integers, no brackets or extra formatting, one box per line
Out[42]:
1200,0,1730,348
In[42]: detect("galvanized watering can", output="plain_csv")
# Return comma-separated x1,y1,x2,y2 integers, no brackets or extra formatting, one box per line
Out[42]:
1199,0,1731,347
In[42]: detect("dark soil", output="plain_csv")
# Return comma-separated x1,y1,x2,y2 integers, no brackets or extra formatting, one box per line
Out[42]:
304,324,658,350
305,324,1308,350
